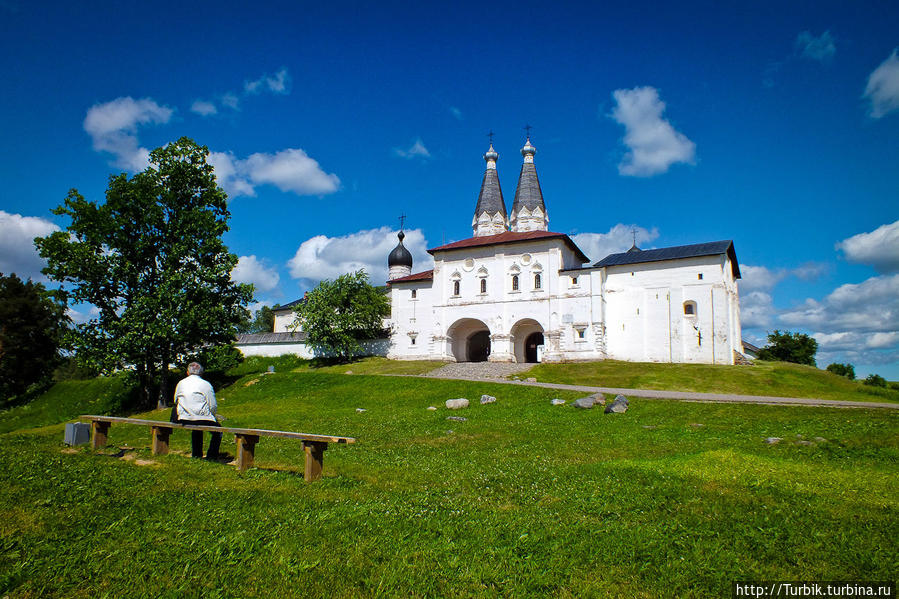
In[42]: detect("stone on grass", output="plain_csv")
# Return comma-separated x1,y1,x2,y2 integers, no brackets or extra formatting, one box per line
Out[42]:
814,437,827,443
355,408,366,413
446,416,467,422
445,398,470,410
590,393,605,405
526,377,537,382
572,397,595,409
427,406,437,411
765,437,782,445
344,370,353,375
551,399,566,406
604,395,629,414
480,394,497,404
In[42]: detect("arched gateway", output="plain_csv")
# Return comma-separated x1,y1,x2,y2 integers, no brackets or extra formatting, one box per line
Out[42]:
447,318,491,362
511,319,545,363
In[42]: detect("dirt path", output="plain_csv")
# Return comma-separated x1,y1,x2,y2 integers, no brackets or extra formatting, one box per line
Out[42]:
415,362,899,409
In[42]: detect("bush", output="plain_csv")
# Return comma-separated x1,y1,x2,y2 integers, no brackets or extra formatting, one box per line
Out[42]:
826,362,855,380
863,374,887,388
756,330,818,366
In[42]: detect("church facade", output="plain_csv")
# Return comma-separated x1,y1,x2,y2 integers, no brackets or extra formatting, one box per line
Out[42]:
386,138,744,365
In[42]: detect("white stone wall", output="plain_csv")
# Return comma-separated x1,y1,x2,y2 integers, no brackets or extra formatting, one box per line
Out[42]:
273,310,300,333
237,338,390,359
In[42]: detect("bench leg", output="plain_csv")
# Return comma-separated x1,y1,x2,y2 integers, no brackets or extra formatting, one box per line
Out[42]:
91,421,110,449
303,441,328,482
235,434,259,471
151,426,173,455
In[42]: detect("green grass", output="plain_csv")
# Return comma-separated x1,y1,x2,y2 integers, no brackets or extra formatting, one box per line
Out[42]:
229,355,447,377
1,371,897,597
0,376,131,435
523,360,899,403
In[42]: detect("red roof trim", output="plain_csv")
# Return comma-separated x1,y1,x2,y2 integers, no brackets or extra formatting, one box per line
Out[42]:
428,231,589,263
387,269,434,284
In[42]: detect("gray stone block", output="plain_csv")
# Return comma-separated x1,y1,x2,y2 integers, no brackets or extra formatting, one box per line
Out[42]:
604,395,629,414
445,398,470,410
480,394,497,404
64,422,90,446
572,397,595,409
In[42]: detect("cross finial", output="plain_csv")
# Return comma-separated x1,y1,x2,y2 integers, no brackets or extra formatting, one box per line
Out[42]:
632,227,637,246
399,214,407,230
524,124,532,139
487,130,494,145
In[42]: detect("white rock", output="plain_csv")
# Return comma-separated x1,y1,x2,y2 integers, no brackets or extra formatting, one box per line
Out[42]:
356,408,366,413
427,406,437,411
551,399,566,406
480,394,497,404
445,398,470,410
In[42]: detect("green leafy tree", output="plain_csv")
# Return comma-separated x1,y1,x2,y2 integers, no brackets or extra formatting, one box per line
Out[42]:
36,137,253,408
863,373,887,388
294,270,389,360
756,330,818,366
826,362,856,380
237,305,276,333
0,273,69,401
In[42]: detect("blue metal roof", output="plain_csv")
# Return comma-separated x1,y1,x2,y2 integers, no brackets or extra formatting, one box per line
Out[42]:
593,240,741,279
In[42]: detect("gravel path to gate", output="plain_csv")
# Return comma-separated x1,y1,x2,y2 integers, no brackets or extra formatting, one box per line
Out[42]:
416,362,899,409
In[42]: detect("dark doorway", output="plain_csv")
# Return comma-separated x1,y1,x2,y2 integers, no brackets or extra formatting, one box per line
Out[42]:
468,330,491,362
525,332,544,363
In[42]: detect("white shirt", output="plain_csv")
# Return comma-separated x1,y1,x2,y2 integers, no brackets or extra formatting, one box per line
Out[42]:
174,375,217,421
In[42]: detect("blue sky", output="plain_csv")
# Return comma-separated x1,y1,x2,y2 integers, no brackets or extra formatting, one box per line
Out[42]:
1,0,897,377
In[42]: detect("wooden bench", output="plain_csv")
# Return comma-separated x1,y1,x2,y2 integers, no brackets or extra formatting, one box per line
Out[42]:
80,415,355,481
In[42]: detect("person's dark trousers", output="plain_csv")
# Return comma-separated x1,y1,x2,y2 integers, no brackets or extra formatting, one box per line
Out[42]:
178,419,222,458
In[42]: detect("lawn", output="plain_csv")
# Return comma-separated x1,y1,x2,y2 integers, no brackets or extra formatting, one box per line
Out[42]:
523,359,899,404
0,370,896,597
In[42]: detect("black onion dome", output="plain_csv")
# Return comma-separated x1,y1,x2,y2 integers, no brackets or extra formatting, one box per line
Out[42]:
388,231,413,267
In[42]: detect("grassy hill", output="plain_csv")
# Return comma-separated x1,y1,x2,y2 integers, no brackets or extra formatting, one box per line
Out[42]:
0,364,896,597
524,359,899,403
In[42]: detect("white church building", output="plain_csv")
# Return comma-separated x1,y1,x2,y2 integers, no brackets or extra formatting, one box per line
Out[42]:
385,137,744,365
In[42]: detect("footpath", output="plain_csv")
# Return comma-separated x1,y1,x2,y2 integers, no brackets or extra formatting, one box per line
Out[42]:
418,362,899,410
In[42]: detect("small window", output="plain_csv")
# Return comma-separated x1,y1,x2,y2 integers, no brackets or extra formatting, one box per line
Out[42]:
534,273,542,289
453,280,460,296
684,301,696,316
577,328,586,339
512,275,519,291
571,276,578,286
697,273,703,280
411,289,417,299
410,337,416,345
480,279,487,294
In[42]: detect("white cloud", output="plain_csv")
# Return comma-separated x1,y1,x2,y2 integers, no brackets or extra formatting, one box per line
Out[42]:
570,224,660,263
288,227,432,285
740,291,776,329
740,262,828,293
609,86,696,177
67,305,100,325
209,149,340,197
795,30,836,62
780,274,899,334
190,99,217,117
449,106,463,120
221,92,240,111
83,97,173,171
0,211,60,281
245,68,290,95
232,255,280,294
864,49,899,118
394,138,431,159
835,220,899,273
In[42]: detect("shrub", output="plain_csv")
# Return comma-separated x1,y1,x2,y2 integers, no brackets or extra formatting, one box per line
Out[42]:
826,362,856,380
863,374,887,388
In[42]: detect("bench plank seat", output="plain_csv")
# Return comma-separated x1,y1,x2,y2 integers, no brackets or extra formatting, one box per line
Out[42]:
80,415,355,480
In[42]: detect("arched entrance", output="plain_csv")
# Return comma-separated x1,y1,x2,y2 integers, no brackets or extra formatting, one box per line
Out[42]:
447,318,491,362
511,318,545,363
468,330,491,362
524,332,545,363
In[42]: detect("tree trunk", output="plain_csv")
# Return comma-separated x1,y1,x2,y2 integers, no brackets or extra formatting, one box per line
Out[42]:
157,350,170,410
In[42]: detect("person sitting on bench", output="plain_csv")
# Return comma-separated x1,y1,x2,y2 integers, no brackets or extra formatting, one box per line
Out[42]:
173,362,222,459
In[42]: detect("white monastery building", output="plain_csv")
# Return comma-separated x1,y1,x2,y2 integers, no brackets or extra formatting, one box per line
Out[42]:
385,137,744,365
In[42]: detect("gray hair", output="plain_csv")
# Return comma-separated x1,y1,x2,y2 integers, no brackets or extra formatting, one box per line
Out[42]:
187,362,204,376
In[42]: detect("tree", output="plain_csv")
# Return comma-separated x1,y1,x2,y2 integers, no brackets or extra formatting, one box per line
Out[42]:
0,273,68,401
237,305,276,333
36,138,253,408
294,270,389,360
756,330,818,366
826,362,856,380
863,373,887,388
